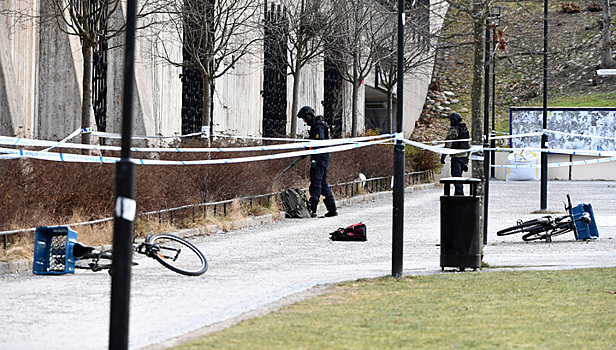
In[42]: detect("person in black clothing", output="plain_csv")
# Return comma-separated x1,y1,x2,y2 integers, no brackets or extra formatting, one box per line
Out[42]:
440,112,470,195
297,106,338,217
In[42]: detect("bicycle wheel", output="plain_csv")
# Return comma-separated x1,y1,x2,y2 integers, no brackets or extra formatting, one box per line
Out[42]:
147,233,208,276
551,217,574,238
522,231,550,241
497,217,549,236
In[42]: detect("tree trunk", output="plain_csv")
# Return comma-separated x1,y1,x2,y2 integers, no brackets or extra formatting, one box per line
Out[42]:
601,0,614,68
351,57,359,137
202,74,212,137
290,56,302,138
386,87,394,134
81,45,93,151
351,80,359,137
470,18,485,179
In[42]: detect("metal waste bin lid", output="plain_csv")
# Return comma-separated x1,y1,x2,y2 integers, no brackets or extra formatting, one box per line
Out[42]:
440,177,481,196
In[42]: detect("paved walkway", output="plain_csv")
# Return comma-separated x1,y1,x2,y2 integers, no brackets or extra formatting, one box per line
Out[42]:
1,180,615,350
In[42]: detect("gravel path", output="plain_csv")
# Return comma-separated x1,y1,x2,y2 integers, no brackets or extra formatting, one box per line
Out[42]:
1,180,615,350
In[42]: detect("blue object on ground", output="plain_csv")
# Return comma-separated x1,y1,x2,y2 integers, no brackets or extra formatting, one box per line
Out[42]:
570,203,599,240
33,226,78,275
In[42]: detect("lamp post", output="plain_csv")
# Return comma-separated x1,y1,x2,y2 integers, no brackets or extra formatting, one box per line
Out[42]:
483,7,500,245
489,7,501,179
109,0,137,348
392,0,405,278
540,0,548,210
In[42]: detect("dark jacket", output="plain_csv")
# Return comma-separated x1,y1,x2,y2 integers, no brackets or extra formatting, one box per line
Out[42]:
444,122,470,158
309,116,330,160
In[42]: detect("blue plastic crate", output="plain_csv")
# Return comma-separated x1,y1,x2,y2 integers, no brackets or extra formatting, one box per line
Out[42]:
33,226,78,275
570,203,599,240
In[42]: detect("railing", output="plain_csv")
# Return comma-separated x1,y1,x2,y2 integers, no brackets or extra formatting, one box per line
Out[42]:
1,170,434,248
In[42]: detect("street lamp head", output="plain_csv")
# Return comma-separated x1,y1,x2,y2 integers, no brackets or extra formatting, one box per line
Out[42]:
489,6,502,26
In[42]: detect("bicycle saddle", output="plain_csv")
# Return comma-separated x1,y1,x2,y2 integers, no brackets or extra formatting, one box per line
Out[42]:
72,242,95,259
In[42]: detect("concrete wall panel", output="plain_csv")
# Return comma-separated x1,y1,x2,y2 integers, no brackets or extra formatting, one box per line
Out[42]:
37,12,81,141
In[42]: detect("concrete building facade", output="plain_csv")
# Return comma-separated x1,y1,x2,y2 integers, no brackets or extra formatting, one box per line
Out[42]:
0,1,441,143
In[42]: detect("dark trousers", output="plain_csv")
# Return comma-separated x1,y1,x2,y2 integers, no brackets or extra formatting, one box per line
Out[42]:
309,157,337,213
451,157,467,195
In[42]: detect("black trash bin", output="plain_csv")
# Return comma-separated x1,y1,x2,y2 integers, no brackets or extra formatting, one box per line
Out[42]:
440,177,482,271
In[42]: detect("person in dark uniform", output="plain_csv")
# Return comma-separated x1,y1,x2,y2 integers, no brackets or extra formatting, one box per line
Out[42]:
441,112,470,195
297,106,338,217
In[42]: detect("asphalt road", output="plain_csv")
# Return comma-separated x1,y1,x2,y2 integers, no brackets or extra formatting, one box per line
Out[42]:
1,180,615,349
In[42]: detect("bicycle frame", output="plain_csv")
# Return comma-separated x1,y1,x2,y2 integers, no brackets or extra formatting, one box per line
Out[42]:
566,194,579,239
498,194,594,242
74,231,188,273
136,240,181,262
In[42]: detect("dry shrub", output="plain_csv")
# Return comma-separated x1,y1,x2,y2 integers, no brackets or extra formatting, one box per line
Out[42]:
0,137,434,251
0,159,114,231
405,145,442,172
561,2,581,13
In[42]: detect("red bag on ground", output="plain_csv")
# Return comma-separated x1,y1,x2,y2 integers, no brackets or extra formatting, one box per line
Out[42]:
329,223,367,241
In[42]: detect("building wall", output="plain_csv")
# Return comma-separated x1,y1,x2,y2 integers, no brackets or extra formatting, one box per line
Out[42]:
492,152,616,181
213,52,263,137
0,0,39,137
0,0,436,144
37,12,84,140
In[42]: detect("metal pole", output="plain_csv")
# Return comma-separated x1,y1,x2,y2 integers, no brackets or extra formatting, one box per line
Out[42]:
392,0,405,278
540,0,549,210
483,23,491,245
490,27,496,179
109,0,137,348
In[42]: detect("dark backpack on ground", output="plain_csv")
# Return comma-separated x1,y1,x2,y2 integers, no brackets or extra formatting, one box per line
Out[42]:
281,189,311,218
330,223,367,241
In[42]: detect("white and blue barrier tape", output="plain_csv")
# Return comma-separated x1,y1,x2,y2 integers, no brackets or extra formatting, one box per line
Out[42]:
490,157,616,169
485,147,616,157
1,129,615,169
402,138,483,155
0,134,393,153
0,137,392,165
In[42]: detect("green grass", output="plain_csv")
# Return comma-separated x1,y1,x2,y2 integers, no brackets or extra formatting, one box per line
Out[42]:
547,92,616,108
524,92,616,109
174,268,616,349
493,92,616,134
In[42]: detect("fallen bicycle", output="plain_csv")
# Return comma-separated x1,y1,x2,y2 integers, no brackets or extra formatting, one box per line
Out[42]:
496,194,599,242
32,226,207,276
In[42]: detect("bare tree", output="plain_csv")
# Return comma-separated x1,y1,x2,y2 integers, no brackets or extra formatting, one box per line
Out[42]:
158,0,260,135
39,0,122,146
600,0,614,68
374,0,437,134
38,0,166,146
432,0,493,178
328,0,391,137
263,0,337,138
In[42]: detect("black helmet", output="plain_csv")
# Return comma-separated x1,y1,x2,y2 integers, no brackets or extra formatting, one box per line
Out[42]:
297,106,316,126
448,112,462,125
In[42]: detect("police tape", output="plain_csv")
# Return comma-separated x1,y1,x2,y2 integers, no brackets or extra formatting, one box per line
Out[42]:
424,131,541,144
404,138,616,169
41,128,83,152
0,137,392,165
3,130,614,169
0,134,393,153
486,130,616,141
210,134,310,142
401,138,483,155
545,130,616,141
490,156,616,168
89,130,202,139
487,132,543,140
91,130,325,143
485,146,616,157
